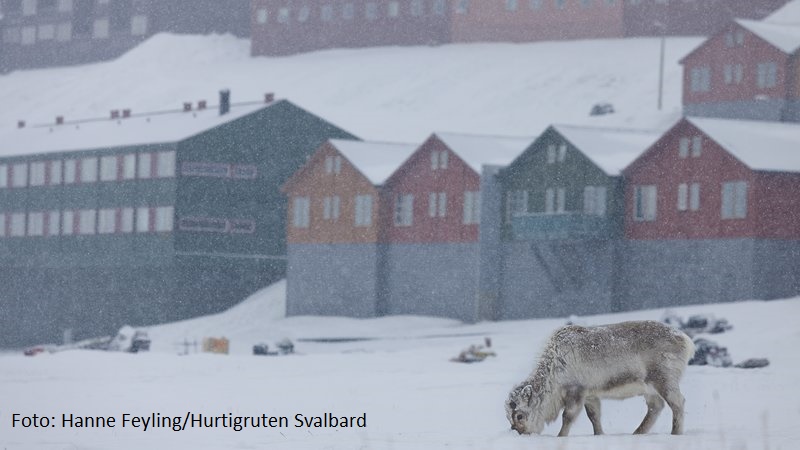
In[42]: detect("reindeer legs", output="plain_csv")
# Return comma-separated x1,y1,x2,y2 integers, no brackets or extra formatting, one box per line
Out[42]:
584,396,604,435
633,393,665,435
558,386,584,437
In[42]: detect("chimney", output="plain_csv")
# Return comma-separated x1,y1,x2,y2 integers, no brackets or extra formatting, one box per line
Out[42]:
264,92,275,103
56,116,64,125
219,89,230,115
122,109,131,118
110,110,120,119
183,102,192,112
197,100,207,110
17,120,26,129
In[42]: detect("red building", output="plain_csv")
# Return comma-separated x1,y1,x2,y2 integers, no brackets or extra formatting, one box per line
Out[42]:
621,117,800,308
681,19,800,122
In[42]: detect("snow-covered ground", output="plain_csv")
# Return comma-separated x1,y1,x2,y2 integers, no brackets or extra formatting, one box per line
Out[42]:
1,280,798,449
0,34,702,142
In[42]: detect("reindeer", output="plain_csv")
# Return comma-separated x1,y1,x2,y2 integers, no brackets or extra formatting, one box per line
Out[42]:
505,320,694,437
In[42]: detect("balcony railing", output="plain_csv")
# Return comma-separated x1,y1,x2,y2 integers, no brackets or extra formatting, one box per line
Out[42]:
510,212,611,240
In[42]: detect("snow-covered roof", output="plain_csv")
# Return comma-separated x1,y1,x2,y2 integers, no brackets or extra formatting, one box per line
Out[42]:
0,101,273,158
434,133,535,173
765,0,800,25
553,125,660,176
330,139,418,185
687,117,800,172
735,19,800,54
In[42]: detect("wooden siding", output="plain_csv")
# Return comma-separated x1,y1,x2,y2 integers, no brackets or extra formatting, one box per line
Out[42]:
624,119,760,240
682,22,793,106
755,172,800,239
284,142,380,244
382,136,479,243
499,128,622,241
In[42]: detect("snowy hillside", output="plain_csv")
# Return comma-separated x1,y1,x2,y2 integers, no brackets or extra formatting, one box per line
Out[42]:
2,281,799,449
0,34,702,142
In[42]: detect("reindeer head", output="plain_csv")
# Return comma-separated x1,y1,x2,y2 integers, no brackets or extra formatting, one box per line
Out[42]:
505,383,546,435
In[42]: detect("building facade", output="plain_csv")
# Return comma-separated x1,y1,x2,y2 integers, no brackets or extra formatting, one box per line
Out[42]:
0,94,354,347
621,117,800,310
0,0,250,72
681,19,800,122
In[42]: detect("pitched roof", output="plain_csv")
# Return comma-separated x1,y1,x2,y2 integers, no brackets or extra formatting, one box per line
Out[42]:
687,117,800,172
735,19,800,54
552,125,661,176
0,101,275,158
433,132,535,173
330,139,418,185
765,0,800,25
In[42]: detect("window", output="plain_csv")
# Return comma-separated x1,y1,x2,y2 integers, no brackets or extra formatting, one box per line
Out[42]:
556,188,566,213
342,3,354,19
456,0,469,14
678,137,689,158
394,194,414,226
120,208,134,233
530,0,542,9
181,162,230,178
122,154,136,179
580,0,592,6
677,183,688,211
431,150,448,170
138,153,152,178
21,26,36,45
136,207,150,232
433,0,445,15
232,165,258,179
292,197,310,228
724,64,743,85
38,24,55,41
325,155,342,174
545,188,555,213
256,8,268,24
98,208,116,234
355,194,373,226
0,214,5,237
323,196,340,221
100,155,118,181
48,160,62,185
757,62,777,89
583,186,606,216
507,190,528,220
633,185,657,221
388,1,400,16
366,2,377,20
546,145,556,164
410,0,423,17
93,18,109,39
463,191,481,224
56,22,72,41
691,136,702,157
62,210,74,235
27,212,44,236
11,213,26,237
22,0,36,16
428,192,446,218
277,7,290,23
555,0,566,9
58,0,72,12
506,0,518,11
12,163,28,188
3,28,20,44
690,67,711,92
298,6,310,22
690,183,700,211
78,209,96,235
721,181,747,219
179,217,229,233
80,157,98,183
155,206,174,232
229,220,255,234
64,159,77,184
0,165,6,188
29,162,46,186
321,5,333,21
156,151,176,177
558,144,567,162
47,210,60,236
131,15,147,36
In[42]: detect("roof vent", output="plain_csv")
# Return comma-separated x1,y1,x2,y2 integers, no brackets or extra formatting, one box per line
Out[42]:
183,102,193,112
264,92,275,103
219,89,230,115
110,110,120,119
17,120,26,129
56,116,64,125
122,109,131,118
197,100,207,110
